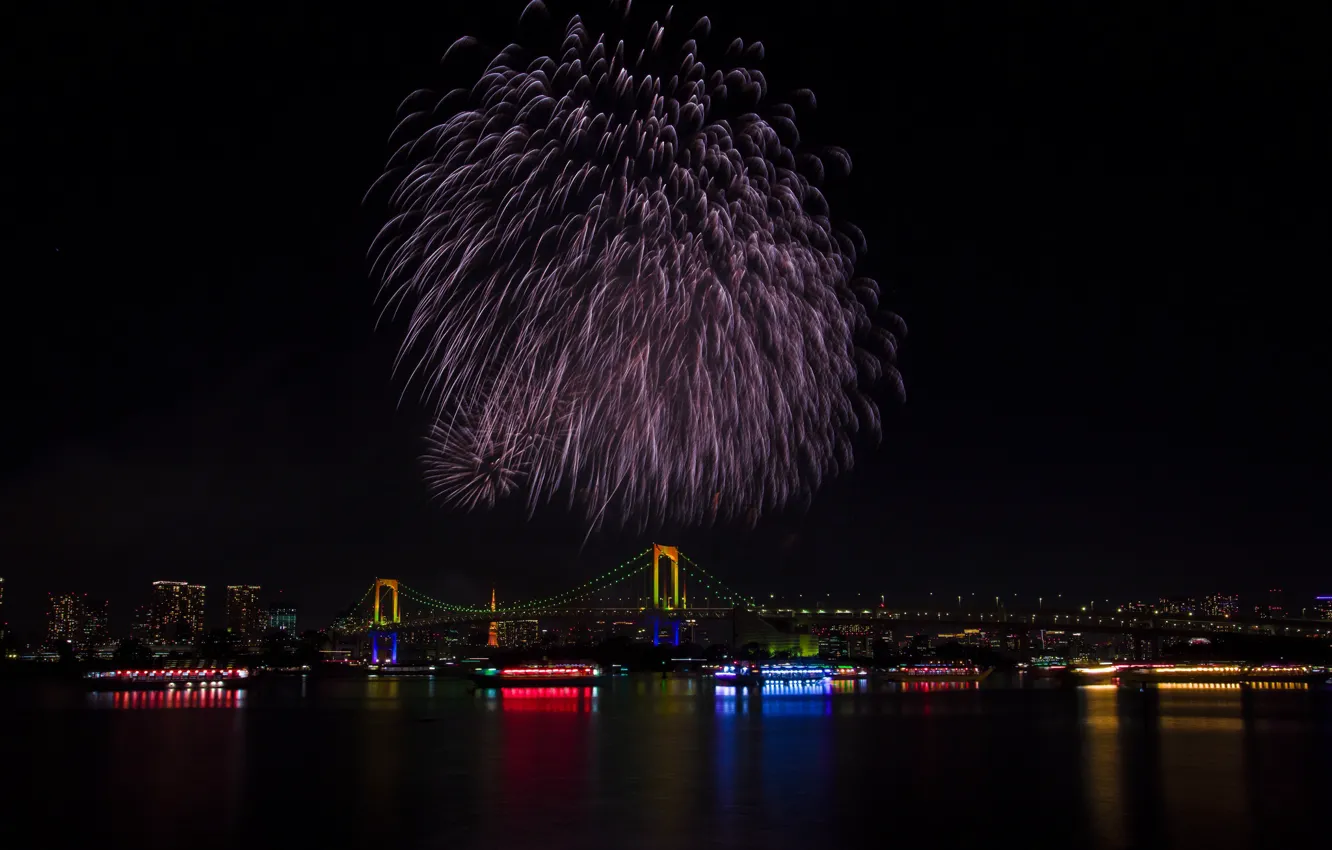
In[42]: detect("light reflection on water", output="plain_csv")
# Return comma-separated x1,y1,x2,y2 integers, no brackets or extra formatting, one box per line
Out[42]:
475,686,600,713
87,688,248,709
3,676,1327,849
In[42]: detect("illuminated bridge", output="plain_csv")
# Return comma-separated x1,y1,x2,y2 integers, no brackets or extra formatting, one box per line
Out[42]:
335,544,1332,661
339,545,752,660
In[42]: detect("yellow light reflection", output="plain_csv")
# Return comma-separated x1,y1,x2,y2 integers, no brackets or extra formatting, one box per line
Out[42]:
1156,683,1249,847
1080,684,1127,849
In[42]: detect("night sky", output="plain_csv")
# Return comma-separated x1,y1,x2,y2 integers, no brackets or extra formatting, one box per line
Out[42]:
4,2,1327,633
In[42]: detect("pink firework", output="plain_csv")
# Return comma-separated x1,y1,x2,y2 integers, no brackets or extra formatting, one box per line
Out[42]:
372,1,903,528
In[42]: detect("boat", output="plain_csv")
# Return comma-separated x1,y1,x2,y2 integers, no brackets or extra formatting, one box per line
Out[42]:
759,662,838,682
84,663,251,689
1114,663,1328,685
713,661,861,686
470,662,603,687
366,663,438,676
878,662,993,683
830,664,870,679
712,661,762,686
1024,656,1069,676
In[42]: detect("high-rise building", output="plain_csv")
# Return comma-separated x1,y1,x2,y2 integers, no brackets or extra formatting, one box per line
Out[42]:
0,576,6,641
129,605,152,642
150,581,188,643
46,593,83,650
268,604,297,634
184,585,206,639
1314,596,1332,620
150,581,206,643
83,598,110,649
1203,593,1239,618
1158,597,1199,616
225,585,265,641
495,619,538,648
44,593,107,653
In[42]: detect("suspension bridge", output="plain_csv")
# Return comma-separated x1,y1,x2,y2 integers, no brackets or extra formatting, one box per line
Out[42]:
339,545,757,661
334,544,1332,663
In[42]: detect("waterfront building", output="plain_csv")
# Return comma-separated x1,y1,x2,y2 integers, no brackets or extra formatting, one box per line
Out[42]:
184,584,206,639
150,581,187,642
1203,593,1239,618
1256,588,1284,620
225,585,265,641
1039,629,1067,655
1158,597,1199,615
818,634,849,658
83,598,110,649
129,606,152,642
1314,596,1332,620
1067,632,1090,662
495,619,539,648
269,604,297,633
43,593,108,654
46,593,82,650
150,581,206,644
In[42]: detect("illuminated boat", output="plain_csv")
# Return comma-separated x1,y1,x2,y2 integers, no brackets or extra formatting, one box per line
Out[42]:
878,663,992,683
1115,663,1328,685
365,664,438,676
759,662,838,682
830,664,870,679
1024,656,1069,675
470,662,603,687
84,663,251,689
712,661,761,686
714,661,853,686
1070,663,1119,678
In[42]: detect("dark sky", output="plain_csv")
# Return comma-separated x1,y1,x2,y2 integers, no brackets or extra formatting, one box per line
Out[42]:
3,1,1328,633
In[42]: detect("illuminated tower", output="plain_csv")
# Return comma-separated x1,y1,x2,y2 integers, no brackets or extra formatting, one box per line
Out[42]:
150,581,187,643
369,579,400,664
46,592,82,651
651,544,685,610
226,585,263,642
184,584,206,641
83,598,110,650
487,588,499,648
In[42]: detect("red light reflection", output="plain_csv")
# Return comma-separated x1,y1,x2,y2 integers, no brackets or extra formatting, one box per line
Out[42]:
88,689,245,709
896,681,979,692
489,686,598,713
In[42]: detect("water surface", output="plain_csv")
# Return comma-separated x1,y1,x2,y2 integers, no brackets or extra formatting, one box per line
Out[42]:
2,675,1328,849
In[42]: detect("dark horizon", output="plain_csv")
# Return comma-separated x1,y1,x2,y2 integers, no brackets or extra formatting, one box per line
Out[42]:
4,1,1328,634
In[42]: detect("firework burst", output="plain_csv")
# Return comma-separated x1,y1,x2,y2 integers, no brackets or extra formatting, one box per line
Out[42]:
372,0,904,528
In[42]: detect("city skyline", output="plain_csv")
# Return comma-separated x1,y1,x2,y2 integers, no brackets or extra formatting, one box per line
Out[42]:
3,569,1329,648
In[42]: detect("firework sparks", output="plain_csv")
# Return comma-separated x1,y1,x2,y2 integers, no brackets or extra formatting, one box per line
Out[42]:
372,1,903,527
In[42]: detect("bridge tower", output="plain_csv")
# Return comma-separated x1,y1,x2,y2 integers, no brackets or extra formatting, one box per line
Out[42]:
652,544,686,611
370,578,400,664
651,545,687,647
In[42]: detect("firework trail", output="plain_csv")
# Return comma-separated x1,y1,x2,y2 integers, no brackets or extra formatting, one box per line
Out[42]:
371,0,904,528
